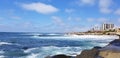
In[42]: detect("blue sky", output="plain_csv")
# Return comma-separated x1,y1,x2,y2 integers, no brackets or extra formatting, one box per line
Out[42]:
0,0,120,32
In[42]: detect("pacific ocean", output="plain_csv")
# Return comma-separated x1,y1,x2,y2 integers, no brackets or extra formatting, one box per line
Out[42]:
0,32,118,58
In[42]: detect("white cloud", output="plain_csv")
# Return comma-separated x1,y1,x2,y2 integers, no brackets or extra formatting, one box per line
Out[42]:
72,27,89,32
22,22,33,28
11,16,21,20
87,18,95,22
100,8,112,14
114,8,120,15
94,24,100,27
67,16,81,22
77,0,95,6
40,0,52,2
97,18,109,23
99,0,112,8
65,8,75,14
68,16,72,21
0,17,4,20
74,17,81,21
118,18,120,23
47,0,52,2
99,0,113,14
51,16,65,26
21,2,58,14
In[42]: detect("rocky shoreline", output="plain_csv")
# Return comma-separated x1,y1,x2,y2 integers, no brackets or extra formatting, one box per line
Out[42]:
45,36,120,58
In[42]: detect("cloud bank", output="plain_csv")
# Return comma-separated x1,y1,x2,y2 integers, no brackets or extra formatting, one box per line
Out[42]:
21,2,59,14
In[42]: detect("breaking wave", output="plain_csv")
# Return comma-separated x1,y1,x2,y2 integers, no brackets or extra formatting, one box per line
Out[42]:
0,42,13,46
22,46,83,58
32,35,118,40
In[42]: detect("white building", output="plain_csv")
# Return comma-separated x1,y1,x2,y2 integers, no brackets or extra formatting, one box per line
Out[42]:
101,23,114,31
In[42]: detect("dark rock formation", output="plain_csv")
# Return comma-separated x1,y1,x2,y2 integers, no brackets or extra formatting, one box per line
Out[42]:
76,47,100,58
45,54,71,58
93,46,102,49
52,54,71,58
109,39,120,46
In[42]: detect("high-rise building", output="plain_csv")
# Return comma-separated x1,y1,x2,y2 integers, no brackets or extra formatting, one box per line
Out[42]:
101,23,114,31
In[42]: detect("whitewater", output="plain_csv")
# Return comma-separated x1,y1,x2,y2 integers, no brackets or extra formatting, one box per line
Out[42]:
0,32,119,58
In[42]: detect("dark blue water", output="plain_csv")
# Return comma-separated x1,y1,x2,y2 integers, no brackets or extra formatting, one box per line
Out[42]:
0,32,117,58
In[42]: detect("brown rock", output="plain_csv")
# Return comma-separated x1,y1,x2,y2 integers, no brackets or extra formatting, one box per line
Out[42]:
76,47,100,58
99,50,120,58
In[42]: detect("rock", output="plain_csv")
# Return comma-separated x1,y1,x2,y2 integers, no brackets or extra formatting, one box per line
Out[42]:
99,50,120,58
76,47,100,58
98,39,120,58
45,54,71,58
76,39,120,58
109,39,120,46
45,56,51,58
52,54,71,58
93,46,102,49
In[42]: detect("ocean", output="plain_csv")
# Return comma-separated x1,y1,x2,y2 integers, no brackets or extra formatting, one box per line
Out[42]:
0,32,118,58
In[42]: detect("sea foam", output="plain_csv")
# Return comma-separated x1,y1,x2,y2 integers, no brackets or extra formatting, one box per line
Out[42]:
0,55,5,58
0,42,12,46
33,35,118,40
23,46,83,58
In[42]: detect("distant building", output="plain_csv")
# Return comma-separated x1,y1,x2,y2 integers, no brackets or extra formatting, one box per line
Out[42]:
95,26,100,31
101,23,114,31
91,26,100,31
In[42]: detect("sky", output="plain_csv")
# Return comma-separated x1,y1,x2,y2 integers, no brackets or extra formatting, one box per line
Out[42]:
0,0,120,32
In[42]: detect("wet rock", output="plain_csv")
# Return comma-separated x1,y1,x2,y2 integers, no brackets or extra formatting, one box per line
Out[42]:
52,54,71,58
93,46,102,49
76,47,100,58
76,38,120,58
45,54,71,58
109,39,120,46
98,39,120,58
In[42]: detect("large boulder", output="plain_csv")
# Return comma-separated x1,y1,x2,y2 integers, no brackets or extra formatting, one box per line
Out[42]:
76,47,100,58
45,54,71,58
52,54,71,58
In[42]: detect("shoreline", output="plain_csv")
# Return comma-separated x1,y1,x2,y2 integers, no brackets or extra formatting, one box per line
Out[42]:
45,35,120,58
